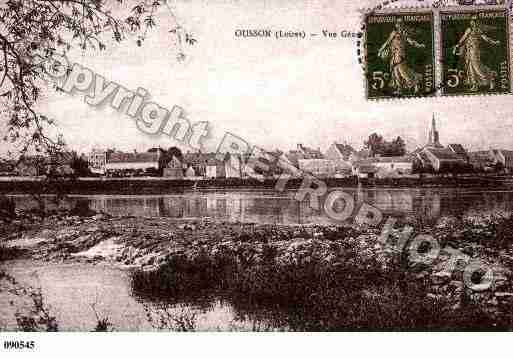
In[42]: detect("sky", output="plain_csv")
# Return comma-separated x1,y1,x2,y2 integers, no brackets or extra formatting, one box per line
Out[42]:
23,0,513,155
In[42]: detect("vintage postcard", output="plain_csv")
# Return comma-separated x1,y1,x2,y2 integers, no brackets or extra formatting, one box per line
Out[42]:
440,8,511,96
365,11,435,99
0,0,513,358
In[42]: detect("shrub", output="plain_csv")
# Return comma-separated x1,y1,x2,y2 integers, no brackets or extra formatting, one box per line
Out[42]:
0,196,15,219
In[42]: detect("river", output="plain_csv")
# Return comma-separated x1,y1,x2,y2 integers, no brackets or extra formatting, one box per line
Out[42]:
7,187,513,225
2,187,513,330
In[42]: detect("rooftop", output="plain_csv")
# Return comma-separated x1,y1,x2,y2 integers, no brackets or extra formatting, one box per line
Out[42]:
333,143,355,159
107,152,159,164
425,147,463,161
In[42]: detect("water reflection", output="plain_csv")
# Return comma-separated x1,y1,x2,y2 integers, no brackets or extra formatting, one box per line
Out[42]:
8,188,513,225
0,261,266,331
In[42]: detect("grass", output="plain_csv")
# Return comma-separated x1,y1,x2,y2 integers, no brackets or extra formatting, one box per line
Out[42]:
130,236,506,331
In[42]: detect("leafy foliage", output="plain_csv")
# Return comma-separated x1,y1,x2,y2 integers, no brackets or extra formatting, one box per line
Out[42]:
0,0,195,158
364,133,406,157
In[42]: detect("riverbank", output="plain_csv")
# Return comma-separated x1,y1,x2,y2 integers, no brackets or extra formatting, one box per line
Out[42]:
2,211,513,330
0,175,509,194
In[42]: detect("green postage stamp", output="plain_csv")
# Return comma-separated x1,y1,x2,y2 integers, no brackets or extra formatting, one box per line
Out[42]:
365,12,435,100
440,9,511,96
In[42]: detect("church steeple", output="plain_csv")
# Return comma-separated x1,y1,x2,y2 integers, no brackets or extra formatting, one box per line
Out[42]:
427,114,442,148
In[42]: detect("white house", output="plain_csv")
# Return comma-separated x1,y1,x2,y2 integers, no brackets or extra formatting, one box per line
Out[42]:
325,143,354,176
88,149,107,174
352,161,378,179
225,153,242,178
297,159,336,178
104,151,160,175
371,156,414,178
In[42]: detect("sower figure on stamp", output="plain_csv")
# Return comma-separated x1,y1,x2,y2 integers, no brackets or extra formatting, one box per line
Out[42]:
453,16,500,92
378,18,426,95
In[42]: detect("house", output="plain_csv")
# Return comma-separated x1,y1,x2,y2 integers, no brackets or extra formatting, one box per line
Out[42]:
263,150,285,178
348,149,371,164
296,144,323,159
415,115,468,173
325,143,354,176
419,147,467,172
491,149,513,173
183,152,208,177
370,156,414,178
224,153,242,178
448,144,469,162
241,150,283,179
206,157,225,178
352,161,378,179
105,150,161,176
468,150,497,172
163,156,184,179
89,149,108,174
185,166,196,178
46,151,75,176
351,156,414,179
297,159,336,178
285,144,326,177
0,159,16,176
16,155,47,176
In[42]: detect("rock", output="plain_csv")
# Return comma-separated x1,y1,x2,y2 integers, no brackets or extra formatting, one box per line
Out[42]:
448,280,464,291
487,298,499,306
461,245,474,256
432,270,452,285
179,224,196,231
86,226,100,233
410,262,430,273
494,292,513,298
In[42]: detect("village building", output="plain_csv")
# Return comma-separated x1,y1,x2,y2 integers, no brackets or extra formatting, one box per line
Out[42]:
415,115,468,173
265,150,286,178
297,158,336,178
468,150,497,172
0,159,16,176
104,150,161,176
163,156,184,179
224,153,242,178
46,151,75,176
491,149,513,173
15,152,75,177
205,156,226,179
89,149,108,174
240,150,282,180
184,166,197,178
420,147,467,172
370,156,414,178
286,144,333,177
296,144,324,159
352,160,378,179
349,149,371,163
199,153,243,179
285,144,323,166
447,144,469,163
325,143,354,177
183,152,209,178
15,156,46,176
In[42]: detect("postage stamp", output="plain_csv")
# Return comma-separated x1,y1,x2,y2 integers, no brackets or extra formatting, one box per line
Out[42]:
440,9,511,96
365,11,435,100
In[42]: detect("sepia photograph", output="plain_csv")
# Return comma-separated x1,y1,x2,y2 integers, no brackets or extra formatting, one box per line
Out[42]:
0,0,512,357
